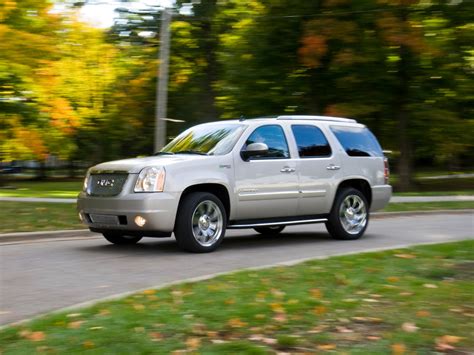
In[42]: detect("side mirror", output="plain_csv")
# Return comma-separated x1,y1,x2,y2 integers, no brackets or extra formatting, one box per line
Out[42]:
241,142,269,161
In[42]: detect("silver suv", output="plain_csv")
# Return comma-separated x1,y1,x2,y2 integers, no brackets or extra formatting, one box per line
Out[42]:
78,115,391,252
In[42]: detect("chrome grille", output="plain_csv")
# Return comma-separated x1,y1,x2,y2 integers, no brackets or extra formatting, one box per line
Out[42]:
88,173,128,196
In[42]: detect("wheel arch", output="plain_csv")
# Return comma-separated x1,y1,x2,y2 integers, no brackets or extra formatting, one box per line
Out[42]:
177,183,231,221
335,178,372,208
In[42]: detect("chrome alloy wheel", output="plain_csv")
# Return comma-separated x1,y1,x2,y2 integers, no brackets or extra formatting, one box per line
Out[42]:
339,194,367,235
191,200,224,247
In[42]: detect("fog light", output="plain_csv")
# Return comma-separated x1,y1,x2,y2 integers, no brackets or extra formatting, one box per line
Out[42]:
134,216,147,227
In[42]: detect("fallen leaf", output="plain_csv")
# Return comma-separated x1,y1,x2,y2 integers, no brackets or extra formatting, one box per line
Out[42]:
211,339,226,344
134,327,145,333
392,343,406,354
133,304,145,310
399,292,413,296
313,306,327,315
142,289,156,295
437,335,464,344
401,322,419,333
262,337,277,345
351,316,382,323
249,334,264,341
207,331,218,338
310,288,323,299
416,310,431,317
89,326,103,331
271,288,285,298
367,335,381,341
317,344,336,350
68,321,84,329
186,337,201,350
273,313,287,322
363,298,379,303
225,299,235,305
387,276,400,282
270,303,285,313
83,341,95,349
227,318,247,328
254,314,266,319
335,326,353,333
98,309,110,316
394,254,416,259
307,325,328,333
28,331,46,342
423,284,438,289
149,332,163,341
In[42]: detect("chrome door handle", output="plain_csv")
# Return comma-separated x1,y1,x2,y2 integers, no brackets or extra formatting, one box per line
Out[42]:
280,167,296,173
326,164,340,171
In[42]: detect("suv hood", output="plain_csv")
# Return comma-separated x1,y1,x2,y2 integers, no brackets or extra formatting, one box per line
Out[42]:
90,155,207,174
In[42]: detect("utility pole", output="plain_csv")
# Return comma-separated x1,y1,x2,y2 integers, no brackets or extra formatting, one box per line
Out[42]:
154,8,171,152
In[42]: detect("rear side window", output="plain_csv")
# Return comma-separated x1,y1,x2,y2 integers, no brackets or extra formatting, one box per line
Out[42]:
292,125,332,158
330,126,383,157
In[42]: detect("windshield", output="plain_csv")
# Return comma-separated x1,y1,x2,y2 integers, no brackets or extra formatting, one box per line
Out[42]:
161,123,246,155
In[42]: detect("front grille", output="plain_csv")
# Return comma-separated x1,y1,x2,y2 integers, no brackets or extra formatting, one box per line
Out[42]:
88,173,128,196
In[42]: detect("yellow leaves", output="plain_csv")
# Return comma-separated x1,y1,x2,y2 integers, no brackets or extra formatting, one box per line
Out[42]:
310,288,323,299
67,320,85,329
317,343,337,350
142,289,156,295
19,330,46,342
435,335,464,351
83,341,95,349
313,306,327,315
387,276,400,282
416,310,431,317
391,343,406,354
185,337,201,350
133,304,145,311
227,318,247,328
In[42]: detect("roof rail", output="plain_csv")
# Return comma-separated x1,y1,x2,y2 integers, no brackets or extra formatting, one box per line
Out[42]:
276,115,356,123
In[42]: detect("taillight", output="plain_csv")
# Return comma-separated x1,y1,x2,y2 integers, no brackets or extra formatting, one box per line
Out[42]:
383,157,390,184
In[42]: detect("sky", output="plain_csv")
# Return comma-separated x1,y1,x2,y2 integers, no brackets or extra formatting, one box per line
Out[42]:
54,0,176,28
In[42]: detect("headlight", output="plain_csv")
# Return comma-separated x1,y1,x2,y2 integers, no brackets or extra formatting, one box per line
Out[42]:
83,170,91,192
134,167,166,192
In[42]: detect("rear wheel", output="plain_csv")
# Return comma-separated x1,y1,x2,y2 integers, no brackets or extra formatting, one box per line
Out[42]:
326,187,369,240
174,192,227,253
254,226,285,235
103,233,142,245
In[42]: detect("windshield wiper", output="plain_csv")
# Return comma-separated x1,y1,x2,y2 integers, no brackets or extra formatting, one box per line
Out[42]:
174,150,208,155
154,151,175,156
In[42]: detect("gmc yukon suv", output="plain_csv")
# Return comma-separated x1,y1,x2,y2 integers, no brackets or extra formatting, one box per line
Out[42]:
77,115,392,252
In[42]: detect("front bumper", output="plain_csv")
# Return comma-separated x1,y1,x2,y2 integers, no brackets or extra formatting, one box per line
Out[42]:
370,184,392,211
77,191,180,233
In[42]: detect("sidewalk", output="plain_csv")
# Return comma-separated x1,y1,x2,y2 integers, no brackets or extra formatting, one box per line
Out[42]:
1,195,473,204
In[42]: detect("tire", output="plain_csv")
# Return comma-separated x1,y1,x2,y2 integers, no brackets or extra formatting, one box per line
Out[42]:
326,187,369,240
254,226,285,235
174,192,227,253
103,232,142,245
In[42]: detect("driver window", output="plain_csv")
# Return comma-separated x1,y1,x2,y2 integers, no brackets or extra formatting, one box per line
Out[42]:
243,125,289,159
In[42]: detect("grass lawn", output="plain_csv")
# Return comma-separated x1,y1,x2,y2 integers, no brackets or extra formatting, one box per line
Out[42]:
382,201,474,212
1,241,473,353
0,202,84,234
0,181,82,199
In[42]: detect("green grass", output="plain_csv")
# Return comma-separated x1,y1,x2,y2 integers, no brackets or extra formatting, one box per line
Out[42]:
382,201,474,212
0,202,84,233
1,241,473,353
0,181,82,198
393,190,473,196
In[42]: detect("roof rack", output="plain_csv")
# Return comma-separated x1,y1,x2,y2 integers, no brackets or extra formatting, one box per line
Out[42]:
276,115,356,123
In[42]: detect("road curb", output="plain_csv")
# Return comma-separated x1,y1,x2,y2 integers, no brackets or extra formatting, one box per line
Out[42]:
1,210,472,244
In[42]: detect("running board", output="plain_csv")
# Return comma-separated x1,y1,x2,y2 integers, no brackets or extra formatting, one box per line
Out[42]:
228,217,328,229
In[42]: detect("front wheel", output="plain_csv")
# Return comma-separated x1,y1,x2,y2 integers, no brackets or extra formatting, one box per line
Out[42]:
254,226,285,235
174,192,227,253
326,188,369,240
103,233,142,245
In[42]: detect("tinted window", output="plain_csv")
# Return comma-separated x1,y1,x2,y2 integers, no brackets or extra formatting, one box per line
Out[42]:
330,126,383,157
292,125,331,158
243,125,289,159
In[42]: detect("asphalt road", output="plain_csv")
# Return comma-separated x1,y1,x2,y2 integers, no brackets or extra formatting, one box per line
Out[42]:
1,212,472,326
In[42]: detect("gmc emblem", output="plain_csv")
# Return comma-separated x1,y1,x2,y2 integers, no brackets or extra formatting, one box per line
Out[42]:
97,179,115,187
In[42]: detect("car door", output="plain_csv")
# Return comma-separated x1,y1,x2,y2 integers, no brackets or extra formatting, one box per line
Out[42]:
291,124,342,215
233,124,299,220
